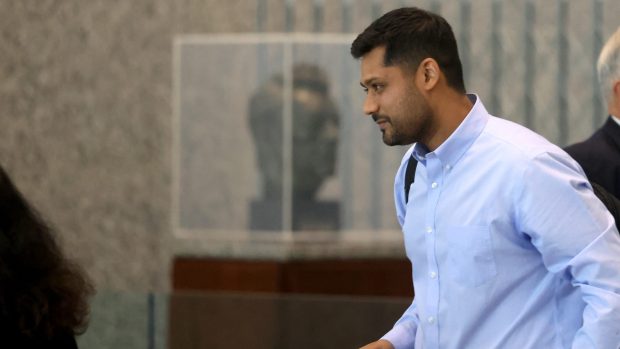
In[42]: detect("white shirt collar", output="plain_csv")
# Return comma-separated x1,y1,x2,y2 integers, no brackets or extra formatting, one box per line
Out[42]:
612,115,620,126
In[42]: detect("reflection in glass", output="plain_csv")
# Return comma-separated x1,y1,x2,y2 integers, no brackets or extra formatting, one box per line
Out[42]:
248,64,340,231
174,35,403,235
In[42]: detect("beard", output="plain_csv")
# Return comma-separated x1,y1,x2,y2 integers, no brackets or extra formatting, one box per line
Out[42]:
374,88,434,146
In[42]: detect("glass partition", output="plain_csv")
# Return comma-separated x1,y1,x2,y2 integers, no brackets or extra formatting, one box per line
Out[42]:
78,291,168,349
173,34,406,237
78,290,409,349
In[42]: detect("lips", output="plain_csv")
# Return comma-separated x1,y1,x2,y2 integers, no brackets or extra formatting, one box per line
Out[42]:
373,116,389,130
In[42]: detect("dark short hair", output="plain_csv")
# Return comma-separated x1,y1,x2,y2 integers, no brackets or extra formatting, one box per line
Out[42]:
351,7,466,93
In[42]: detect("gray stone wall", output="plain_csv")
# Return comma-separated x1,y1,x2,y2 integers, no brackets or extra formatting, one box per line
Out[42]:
0,0,259,292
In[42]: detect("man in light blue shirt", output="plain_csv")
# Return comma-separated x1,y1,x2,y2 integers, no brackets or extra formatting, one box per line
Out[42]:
351,7,620,349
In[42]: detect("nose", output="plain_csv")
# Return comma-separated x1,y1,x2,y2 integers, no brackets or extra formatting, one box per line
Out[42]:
363,95,379,116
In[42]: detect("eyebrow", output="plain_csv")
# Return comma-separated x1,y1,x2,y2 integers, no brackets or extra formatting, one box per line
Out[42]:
360,77,380,88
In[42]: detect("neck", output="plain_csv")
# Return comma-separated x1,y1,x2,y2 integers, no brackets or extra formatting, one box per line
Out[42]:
425,90,473,151
608,100,620,118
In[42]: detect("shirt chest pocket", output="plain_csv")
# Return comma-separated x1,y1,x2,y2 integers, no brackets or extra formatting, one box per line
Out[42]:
445,225,497,287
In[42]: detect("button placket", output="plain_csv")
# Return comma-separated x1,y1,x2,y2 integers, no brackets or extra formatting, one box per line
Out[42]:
423,154,442,348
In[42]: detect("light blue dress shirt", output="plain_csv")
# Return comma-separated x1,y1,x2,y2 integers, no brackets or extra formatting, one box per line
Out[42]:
383,95,620,349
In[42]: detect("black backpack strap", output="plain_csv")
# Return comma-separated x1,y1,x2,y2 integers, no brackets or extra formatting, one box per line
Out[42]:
592,182,620,228
404,154,418,204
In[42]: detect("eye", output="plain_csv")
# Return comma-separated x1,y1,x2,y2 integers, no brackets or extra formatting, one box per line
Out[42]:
372,84,384,92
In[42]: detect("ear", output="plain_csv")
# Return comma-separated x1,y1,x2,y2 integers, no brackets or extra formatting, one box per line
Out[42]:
613,80,620,99
610,80,620,111
415,58,440,91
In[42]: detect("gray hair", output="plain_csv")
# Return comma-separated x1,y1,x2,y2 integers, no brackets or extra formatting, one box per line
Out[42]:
598,27,620,106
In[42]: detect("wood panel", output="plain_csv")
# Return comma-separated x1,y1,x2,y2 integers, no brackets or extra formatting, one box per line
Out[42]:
173,258,283,293
168,292,411,349
282,259,413,297
173,257,413,297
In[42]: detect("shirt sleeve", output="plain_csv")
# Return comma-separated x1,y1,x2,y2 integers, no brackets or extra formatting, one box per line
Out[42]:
381,299,420,349
517,151,620,348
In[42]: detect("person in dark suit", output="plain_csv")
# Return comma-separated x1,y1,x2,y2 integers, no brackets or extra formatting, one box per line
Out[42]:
0,165,94,348
565,27,620,199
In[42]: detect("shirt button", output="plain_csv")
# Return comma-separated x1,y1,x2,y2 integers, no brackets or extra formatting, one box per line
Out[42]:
429,271,437,279
427,316,435,324
431,182,438,189
445,164,452,170
426,227,433,234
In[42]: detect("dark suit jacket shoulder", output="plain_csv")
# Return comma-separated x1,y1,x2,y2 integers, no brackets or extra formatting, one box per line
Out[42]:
565,116,620,198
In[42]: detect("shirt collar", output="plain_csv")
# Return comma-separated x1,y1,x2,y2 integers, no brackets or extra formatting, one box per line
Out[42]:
612,115,620,126
412,94,489,167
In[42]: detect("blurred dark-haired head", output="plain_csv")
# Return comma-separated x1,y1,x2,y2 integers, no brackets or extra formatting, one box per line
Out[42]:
0,165,93,340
